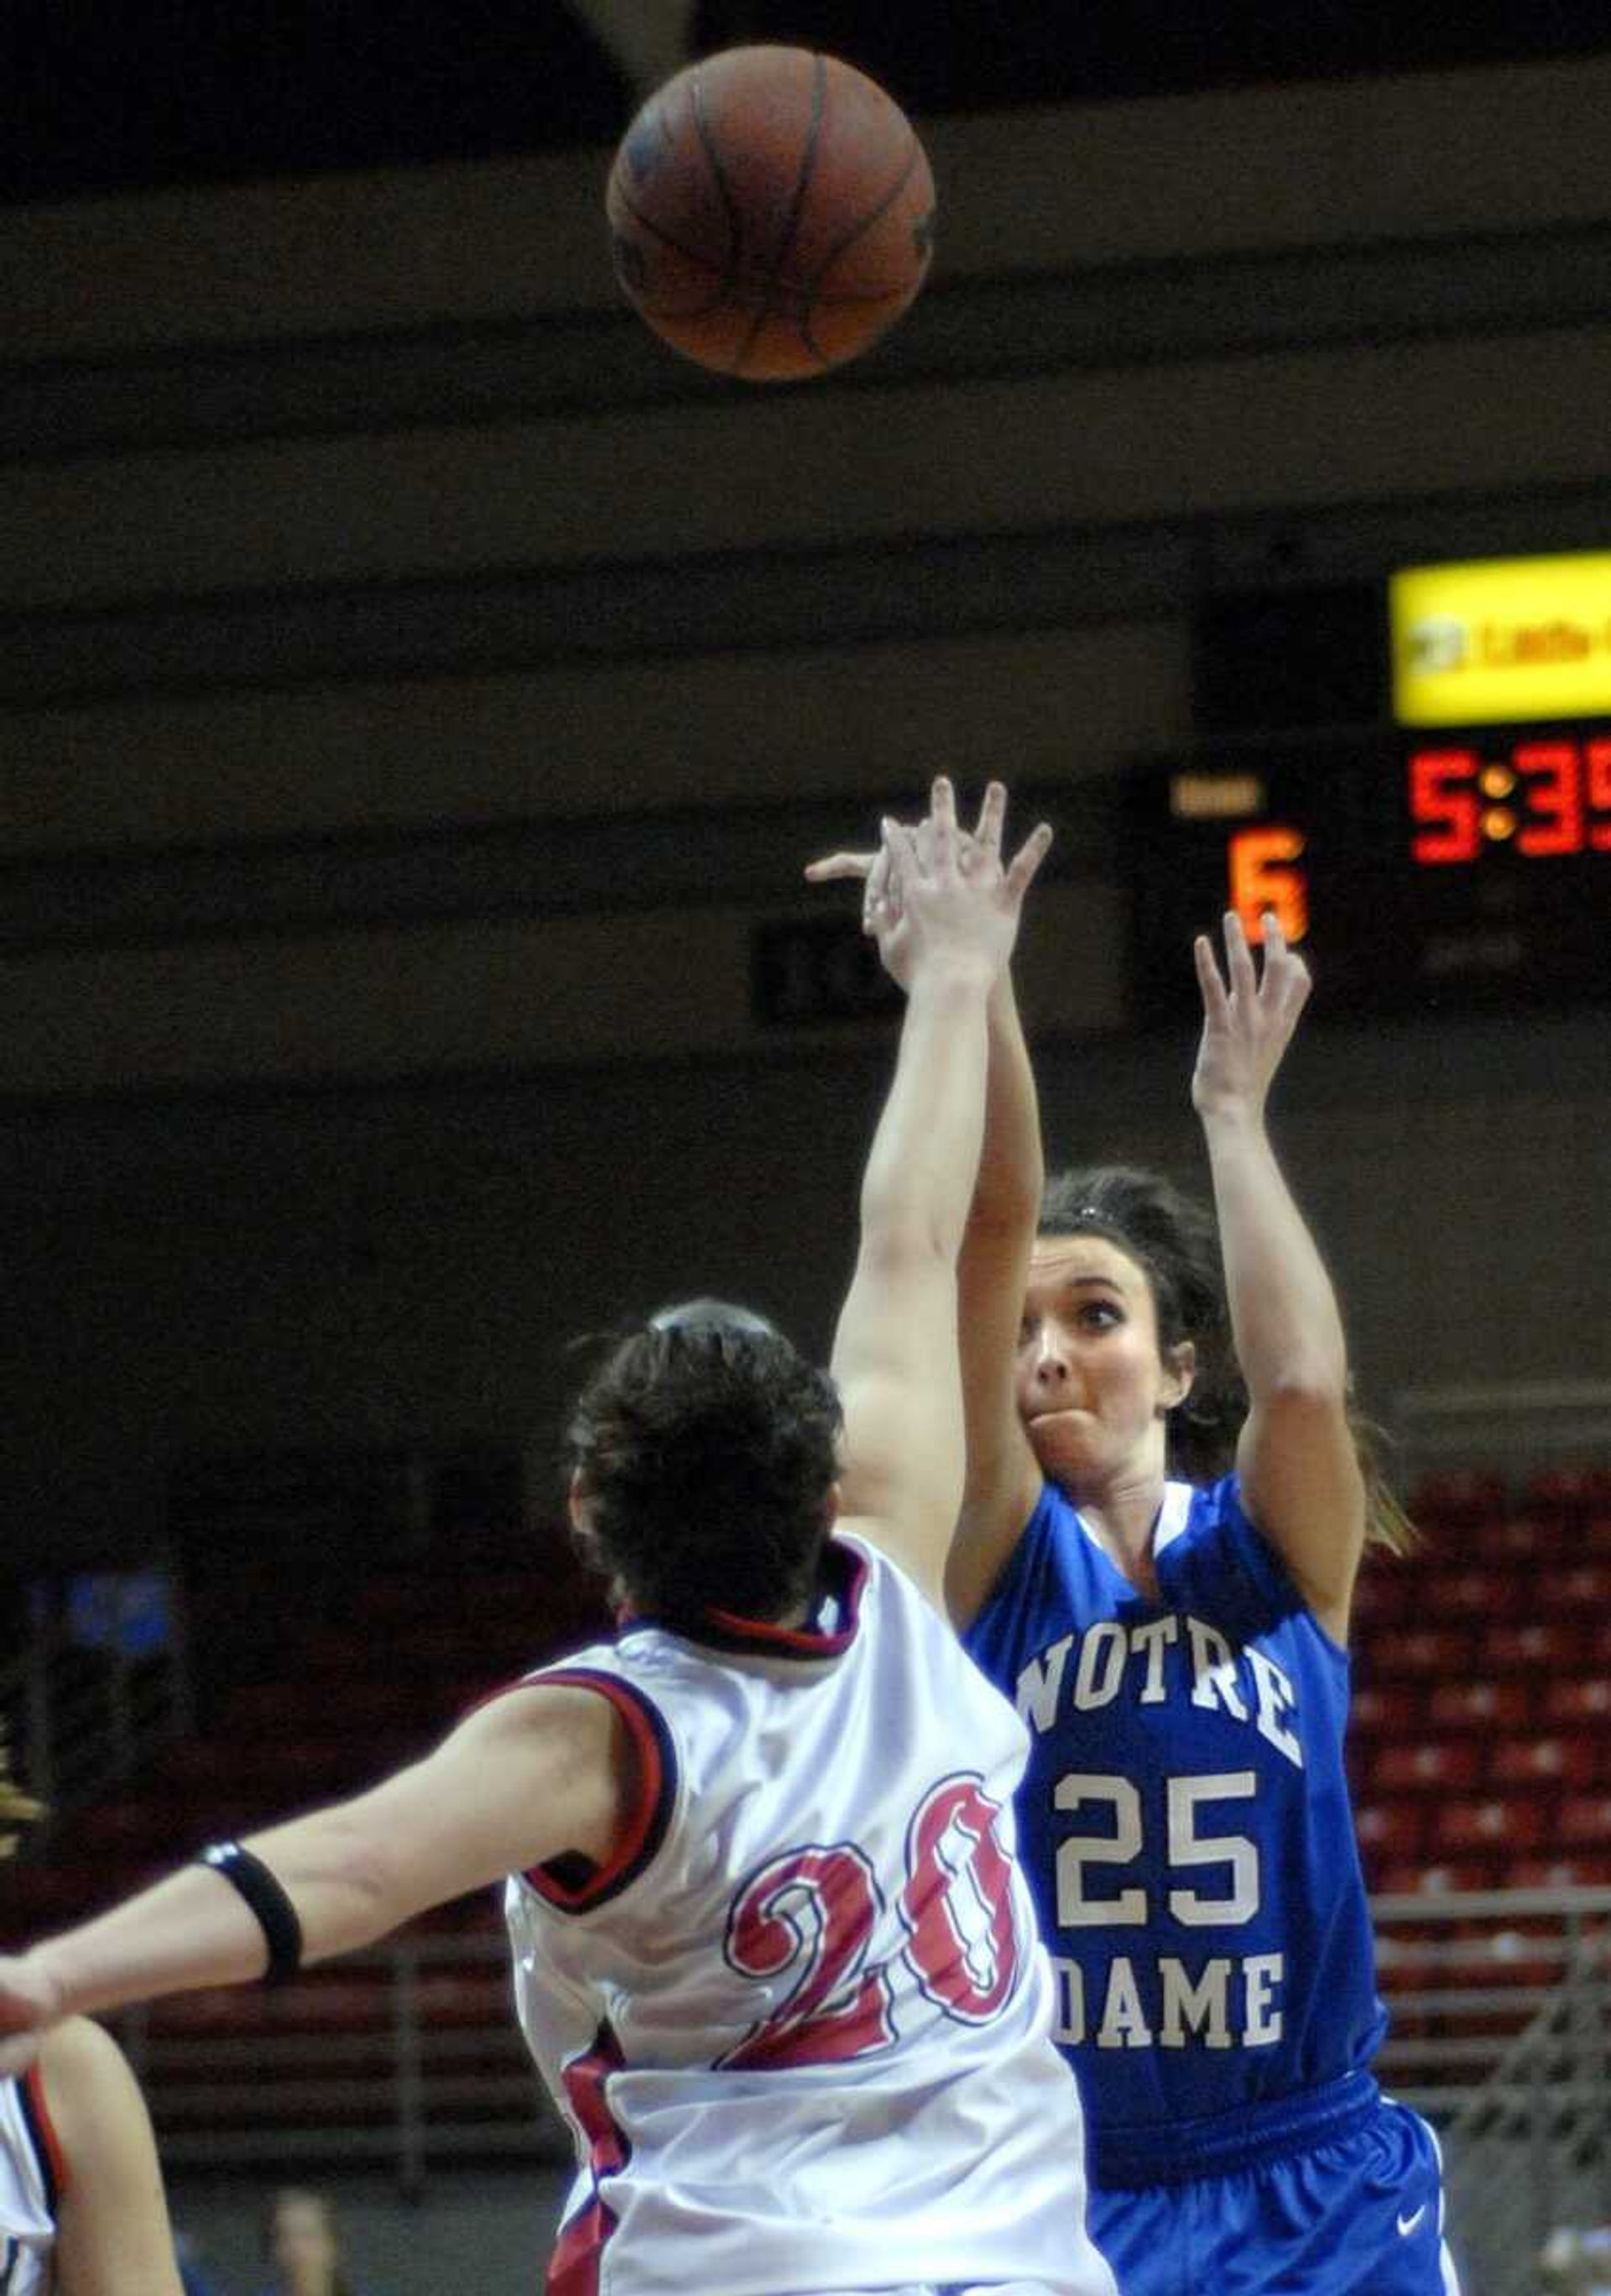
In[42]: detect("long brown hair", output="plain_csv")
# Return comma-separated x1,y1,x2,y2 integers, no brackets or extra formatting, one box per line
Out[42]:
1040,1164,1416,1556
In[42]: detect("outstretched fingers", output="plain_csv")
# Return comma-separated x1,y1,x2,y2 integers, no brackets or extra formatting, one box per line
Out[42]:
1222,907,1259,1004
803,848,876,884
973,780,1006,858
1258,912,1313,1020
1003,818,1053,900
1193,929,1231,1020
926,775,959,879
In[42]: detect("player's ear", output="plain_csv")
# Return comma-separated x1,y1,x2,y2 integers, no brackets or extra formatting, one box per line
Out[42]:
1157,1340,1196,1414
823,1481,842,1533
566,1469,592,1537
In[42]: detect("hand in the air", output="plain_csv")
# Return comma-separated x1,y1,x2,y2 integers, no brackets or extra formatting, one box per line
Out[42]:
806,780,1051,991
1191,909,1312,1124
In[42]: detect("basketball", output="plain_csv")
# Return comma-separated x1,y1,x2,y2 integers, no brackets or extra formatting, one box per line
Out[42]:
605,44,936,384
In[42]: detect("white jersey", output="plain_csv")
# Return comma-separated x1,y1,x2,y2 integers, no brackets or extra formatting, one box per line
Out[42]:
0,2065,60,2296
503,1537,1115,2296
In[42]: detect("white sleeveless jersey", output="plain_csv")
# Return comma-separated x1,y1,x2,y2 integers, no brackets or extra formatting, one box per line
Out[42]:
0,2065,60,2295
503,1537,1115,2296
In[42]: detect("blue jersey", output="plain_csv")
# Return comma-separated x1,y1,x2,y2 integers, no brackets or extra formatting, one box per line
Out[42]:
964,1474,1386,2186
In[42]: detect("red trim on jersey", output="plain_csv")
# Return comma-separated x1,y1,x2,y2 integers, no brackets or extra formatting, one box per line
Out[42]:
522,1670,675,1912
654,1539,870,1661
21,2059,67,2209
548,2024,628,2296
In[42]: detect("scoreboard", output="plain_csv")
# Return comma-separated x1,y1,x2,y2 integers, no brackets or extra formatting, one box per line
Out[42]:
1130,553,1611,1023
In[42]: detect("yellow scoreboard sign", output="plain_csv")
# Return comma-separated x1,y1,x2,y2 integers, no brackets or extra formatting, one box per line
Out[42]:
1390,551,1611,727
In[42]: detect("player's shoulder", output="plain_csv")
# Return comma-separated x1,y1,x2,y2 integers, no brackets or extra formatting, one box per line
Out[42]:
23,2017,138,2202
1166,1470,1249,1544
1162,1473,1343,1647
35,2015,135,2115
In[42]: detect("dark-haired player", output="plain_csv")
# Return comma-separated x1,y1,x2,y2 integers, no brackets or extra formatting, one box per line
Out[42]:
0,781,1117,2296
811,824,1460,2296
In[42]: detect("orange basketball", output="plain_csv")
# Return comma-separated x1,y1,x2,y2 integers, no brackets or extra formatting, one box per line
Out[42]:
606,44,936,384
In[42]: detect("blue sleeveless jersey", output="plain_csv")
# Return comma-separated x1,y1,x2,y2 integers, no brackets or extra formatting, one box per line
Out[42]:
964,1474,1387,2184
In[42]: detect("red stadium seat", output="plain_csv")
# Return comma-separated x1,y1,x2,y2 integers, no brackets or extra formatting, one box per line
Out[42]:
1430,1797,1550,1855
1365,1627,1476,1678
1542,1678,1611,1726
1350,1683,1426,1738
1373,1858,1496,1897
1427,1678,1533,1730
1534,1563,1611,1615
1522,1467,1611,1523
1471,1515,1549,1563
1487,1737,1600,1791
1504,1853,1611,1889
1370,1741,1484,1795
1582,1513,1611,1558
1556,1795,1611,1848
1478,1620,1585,1672
1411,1471,1506,1529
1433,1567,1519,1619
1348,1572,1412,1630
1353,1802,1427,1861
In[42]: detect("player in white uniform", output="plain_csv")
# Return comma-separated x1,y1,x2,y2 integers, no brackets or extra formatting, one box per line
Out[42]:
0,2014,184,2295
0,781,1113,2296
0,1745,182,2296
0,2054,57,2296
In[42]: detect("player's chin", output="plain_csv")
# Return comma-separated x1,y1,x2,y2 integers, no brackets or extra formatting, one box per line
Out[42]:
1024,1410,1097,1483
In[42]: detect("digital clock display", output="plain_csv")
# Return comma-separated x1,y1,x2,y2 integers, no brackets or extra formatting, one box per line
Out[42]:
1128,726,1611,1025
1408,735,1611,864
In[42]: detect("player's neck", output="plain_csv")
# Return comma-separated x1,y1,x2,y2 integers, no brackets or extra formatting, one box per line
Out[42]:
1077,1467,1170,1599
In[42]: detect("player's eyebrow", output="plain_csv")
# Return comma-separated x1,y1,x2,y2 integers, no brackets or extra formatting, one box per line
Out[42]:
1030,1267,1126,1297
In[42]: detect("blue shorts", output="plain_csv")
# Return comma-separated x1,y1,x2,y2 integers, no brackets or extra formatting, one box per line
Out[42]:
1087,2087,1459,2296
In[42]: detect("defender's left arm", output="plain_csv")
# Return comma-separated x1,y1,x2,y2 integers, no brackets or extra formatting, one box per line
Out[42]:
0,1683,628,2072
1194,911,1364,1643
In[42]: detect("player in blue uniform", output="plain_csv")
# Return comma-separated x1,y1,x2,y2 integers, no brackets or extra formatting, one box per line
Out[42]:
809,817,1457,2296
958,910,1457,2295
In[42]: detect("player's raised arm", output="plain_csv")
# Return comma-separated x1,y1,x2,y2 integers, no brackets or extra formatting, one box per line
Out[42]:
809,788,1051,1624
825,778,1050,1606
0,1681,633,2069
1192,909,1365,1641
946,959,1054,1624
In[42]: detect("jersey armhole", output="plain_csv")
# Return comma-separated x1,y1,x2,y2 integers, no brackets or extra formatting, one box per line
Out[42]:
1215,1474,1353,1664
522,1669,678,1914
20,2058,66,2210
964,1479,1056,1648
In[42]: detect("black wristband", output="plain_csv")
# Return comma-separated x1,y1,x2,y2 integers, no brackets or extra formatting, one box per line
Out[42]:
196,1839,303,1986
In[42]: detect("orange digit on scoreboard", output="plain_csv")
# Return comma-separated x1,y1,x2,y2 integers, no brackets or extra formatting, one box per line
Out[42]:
1228,825,1309,944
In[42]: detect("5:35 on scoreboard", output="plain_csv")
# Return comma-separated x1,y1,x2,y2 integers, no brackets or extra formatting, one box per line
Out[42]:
1128,551,1611,1025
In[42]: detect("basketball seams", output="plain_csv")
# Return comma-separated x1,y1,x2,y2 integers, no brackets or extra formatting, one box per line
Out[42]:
613,184,730,282
807,136,925,287
733,50,829,380
610,44,932,381
689,70,745,293
798,137,926,367
610,184,738,319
